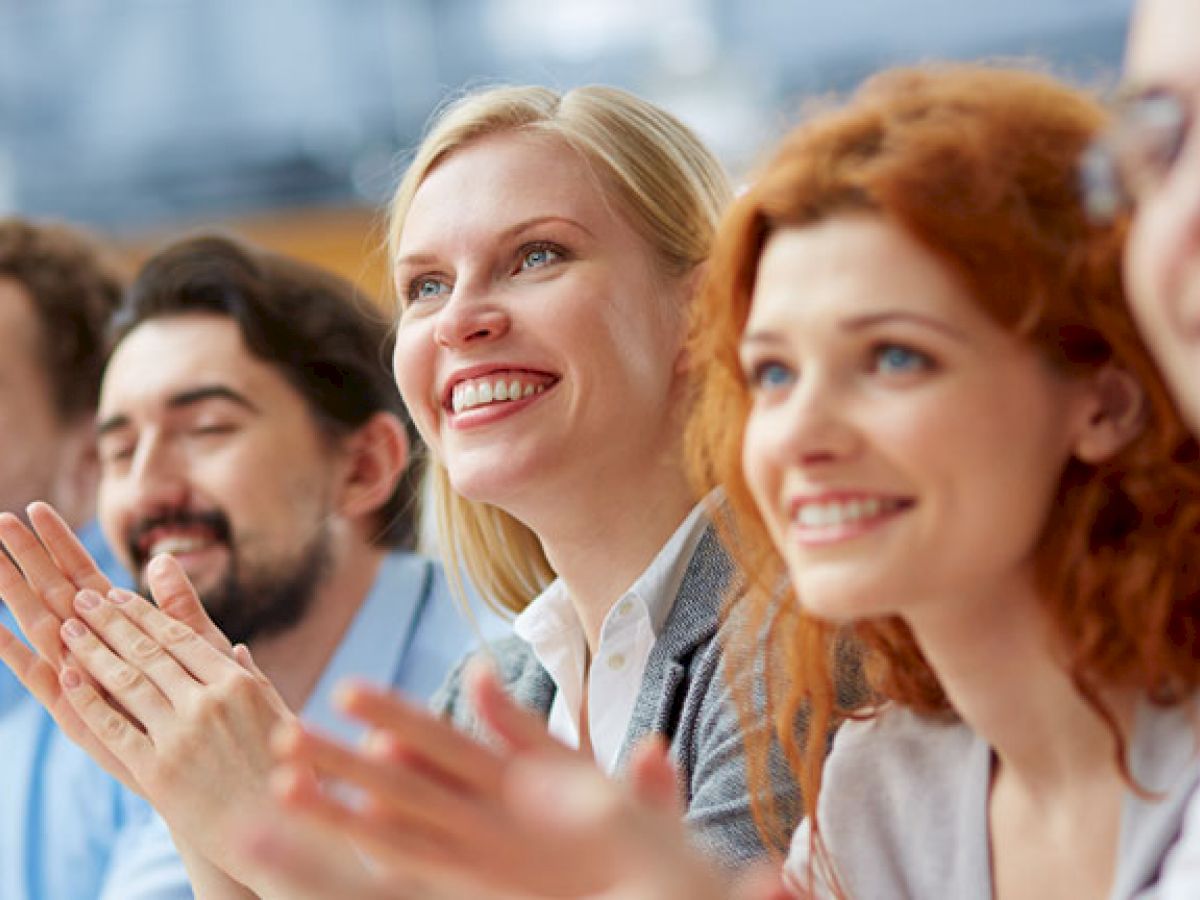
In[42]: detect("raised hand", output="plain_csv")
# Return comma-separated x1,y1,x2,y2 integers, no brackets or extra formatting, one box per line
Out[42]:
501,743,793,900
0,502,324,894
260,675,792,900
269,662,629,897
0,504,239,790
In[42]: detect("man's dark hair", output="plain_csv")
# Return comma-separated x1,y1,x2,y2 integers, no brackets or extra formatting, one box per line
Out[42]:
110,234,421,550
0,217,125,420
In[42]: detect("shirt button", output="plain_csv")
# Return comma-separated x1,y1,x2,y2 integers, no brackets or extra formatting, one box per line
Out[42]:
607,652,627,670
616,599,633,617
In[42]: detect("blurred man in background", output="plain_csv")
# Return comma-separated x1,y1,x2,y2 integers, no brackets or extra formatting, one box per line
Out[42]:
0,233,495,895
0,217,189,899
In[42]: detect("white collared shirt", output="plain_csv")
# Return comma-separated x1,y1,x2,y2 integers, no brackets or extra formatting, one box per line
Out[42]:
513,498,712,774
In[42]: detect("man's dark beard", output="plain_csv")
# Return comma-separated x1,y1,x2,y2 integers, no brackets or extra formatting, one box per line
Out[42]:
129,510,333,646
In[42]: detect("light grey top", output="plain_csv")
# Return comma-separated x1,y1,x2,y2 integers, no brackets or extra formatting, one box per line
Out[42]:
785,701,1200,899
432,524,801,870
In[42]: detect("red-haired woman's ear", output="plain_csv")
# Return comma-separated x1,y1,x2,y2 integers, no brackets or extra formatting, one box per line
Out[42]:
1074,365,1147,463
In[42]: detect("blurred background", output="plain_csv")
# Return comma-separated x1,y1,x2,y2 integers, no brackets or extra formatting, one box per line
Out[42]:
0,0,1135,302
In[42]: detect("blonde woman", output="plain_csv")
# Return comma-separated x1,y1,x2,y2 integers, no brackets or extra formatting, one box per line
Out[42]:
256,83,811,897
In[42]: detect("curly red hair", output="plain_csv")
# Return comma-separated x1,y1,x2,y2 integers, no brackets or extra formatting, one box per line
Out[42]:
686,63,1200,878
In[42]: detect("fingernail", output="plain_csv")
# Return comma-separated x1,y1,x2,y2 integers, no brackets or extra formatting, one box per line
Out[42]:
148,555,173,576
75,591,100,611
60,667,82,689
108,589,130,605
62,619,87,639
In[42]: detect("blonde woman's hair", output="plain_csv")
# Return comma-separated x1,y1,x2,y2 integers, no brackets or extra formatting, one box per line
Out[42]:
390,84,732,614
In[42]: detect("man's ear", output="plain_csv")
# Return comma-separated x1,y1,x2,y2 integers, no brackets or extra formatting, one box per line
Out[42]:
334,412,409,521
1074,365,1147,464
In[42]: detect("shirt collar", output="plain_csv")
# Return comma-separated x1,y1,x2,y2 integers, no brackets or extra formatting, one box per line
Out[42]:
513,494,714,660
302,552,429,743
625,495,712,635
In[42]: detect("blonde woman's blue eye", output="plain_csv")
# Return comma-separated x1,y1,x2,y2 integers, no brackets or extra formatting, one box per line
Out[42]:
520,245,560,270
408,277,449,303
874,344,930,373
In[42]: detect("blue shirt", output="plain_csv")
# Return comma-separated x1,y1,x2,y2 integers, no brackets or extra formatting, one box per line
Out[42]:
99,550,504,896
0,521,189,900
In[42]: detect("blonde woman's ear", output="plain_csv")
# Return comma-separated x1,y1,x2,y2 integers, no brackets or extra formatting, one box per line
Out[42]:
1074,365,1147,463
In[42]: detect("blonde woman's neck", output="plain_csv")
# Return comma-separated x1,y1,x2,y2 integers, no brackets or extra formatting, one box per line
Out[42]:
539,466,695,653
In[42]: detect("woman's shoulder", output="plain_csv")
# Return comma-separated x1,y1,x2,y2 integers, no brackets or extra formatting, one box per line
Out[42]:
819,706,980,816
787,706,991,897
430,636,554,724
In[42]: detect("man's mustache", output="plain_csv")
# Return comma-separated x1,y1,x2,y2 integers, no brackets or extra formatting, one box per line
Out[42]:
125,509,233,569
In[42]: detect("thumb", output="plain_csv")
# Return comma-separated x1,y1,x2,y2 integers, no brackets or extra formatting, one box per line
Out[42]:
234,643,270,683
142,554,235,657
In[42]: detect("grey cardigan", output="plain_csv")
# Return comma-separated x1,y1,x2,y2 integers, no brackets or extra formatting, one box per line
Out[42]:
431,525,799,869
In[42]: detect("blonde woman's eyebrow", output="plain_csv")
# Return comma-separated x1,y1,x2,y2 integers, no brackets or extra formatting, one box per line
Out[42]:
394,215,595,271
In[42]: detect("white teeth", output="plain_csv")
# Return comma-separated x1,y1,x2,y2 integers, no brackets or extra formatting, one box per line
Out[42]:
451,376,550,413
793,497,900,529
149,536,211,557
799,505,824,527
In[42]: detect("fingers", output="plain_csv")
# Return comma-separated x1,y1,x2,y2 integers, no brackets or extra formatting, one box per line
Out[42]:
0,628,138,787
27,502,113,595
0,511,99,623
270,759,461,879
273,723,489,836
465,661,576,758
336,681,505,796
234,643,271,685
0,619,62,709
239,821,420,900
144,555,235,657
0,519,69,664
104,586,242,684
59,663,154,770
502,756,715,897
70,588,201,707
60,610,175,728
625,735,683,816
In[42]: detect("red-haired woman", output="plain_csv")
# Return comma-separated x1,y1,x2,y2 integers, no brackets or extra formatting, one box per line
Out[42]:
688,62,1200,898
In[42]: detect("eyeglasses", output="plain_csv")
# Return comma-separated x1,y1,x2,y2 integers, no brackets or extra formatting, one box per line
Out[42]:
1080,85,1194,222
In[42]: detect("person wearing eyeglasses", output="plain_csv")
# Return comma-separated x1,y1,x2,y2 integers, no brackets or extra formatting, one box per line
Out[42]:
1082,2,1200,894
1081,0,1200,435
